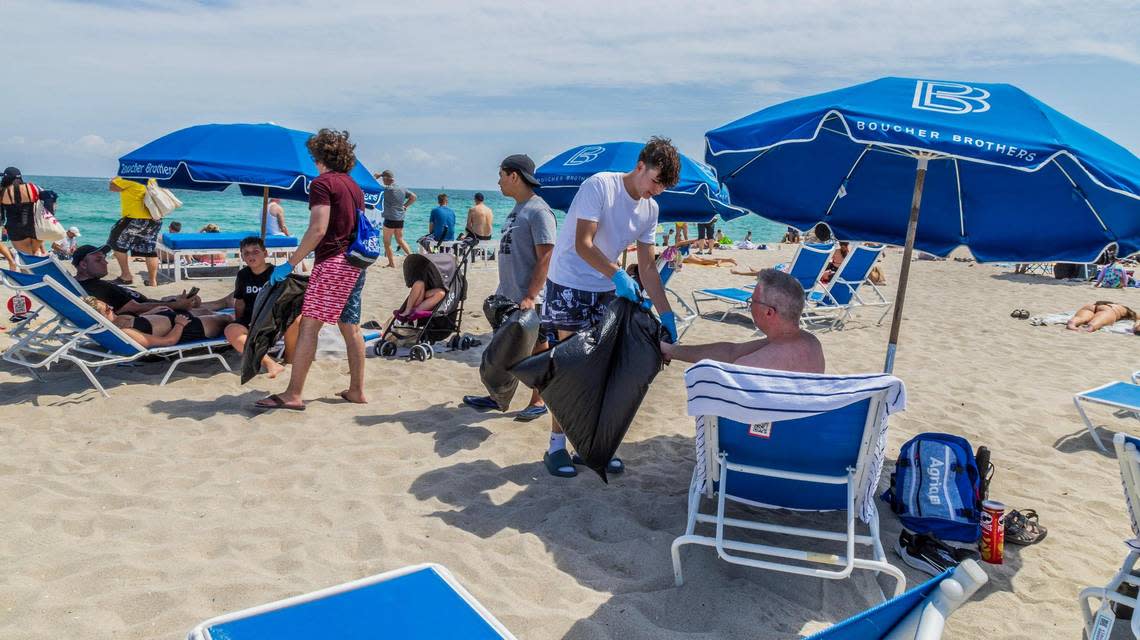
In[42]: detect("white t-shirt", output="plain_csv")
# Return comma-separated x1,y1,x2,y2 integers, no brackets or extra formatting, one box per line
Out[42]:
548,172,659,292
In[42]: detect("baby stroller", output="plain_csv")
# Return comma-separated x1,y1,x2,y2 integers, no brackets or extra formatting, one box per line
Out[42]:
374,236,480,361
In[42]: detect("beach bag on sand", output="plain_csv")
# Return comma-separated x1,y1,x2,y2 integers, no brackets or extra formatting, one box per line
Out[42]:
345,209,382,269
480,301,540,411
510,298,667,482
143,179,182,221
882,433,982,543
32,200,66,241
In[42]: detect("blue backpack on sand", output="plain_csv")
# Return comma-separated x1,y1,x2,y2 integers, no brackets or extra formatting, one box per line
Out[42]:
881,433,982,543
346,208,381,269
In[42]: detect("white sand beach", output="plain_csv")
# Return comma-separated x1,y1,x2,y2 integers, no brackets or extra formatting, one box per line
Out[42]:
2,245,1138,639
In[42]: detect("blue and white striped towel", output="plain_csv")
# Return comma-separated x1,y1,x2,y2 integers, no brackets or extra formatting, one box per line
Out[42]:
684,360,907,522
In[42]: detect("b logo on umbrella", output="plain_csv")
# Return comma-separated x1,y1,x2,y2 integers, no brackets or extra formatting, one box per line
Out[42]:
563,146,606,166
911,80,991,115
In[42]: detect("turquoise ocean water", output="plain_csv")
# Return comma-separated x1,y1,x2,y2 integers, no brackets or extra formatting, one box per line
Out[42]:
24,175,786,247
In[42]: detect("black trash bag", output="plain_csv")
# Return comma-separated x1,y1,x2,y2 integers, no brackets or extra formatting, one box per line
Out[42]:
480,306,540,411
483,294,518,330
510,298,666,482
241,274,308,384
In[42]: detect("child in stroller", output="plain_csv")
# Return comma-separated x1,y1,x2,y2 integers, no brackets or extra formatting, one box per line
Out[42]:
375,237,480,361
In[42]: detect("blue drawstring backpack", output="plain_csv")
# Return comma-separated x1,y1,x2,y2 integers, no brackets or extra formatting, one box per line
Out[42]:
882,433,983,543
346,208,381,269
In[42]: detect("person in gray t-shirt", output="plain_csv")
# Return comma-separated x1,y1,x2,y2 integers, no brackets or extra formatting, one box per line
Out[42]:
496,195,557,304
376,169,417,268
462,154,556,422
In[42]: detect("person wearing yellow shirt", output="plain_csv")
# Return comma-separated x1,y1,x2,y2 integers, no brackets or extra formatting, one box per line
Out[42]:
107,176,162,286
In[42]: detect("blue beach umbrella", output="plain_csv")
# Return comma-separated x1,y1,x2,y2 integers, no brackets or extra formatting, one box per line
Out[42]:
704,77,1140,371
118,123,384,236
535,141,750,223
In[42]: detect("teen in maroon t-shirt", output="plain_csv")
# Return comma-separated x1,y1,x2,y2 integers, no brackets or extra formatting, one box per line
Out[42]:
256,129,370,412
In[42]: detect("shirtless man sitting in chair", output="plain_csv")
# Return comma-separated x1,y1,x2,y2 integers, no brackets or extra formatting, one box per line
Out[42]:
660,268,825,373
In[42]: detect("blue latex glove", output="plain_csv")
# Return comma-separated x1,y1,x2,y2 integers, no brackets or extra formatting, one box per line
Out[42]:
660,311,678,343
267,262,294,286
611,269,641,303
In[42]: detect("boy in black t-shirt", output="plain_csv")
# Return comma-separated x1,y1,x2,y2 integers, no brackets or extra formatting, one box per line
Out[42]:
223,236,287,378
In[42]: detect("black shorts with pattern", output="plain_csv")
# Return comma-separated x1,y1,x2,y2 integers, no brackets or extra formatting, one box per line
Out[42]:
540,280,615,334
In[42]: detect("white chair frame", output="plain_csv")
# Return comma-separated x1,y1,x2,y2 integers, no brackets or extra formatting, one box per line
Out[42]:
1080,433,1140,639
671,393,906,598
2,274,231,397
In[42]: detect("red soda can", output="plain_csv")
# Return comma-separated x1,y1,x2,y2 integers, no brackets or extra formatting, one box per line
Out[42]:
979,499,1005,564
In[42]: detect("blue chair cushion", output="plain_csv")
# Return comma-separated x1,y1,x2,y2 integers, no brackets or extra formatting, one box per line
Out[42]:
203,566,507,639
715,399,871,511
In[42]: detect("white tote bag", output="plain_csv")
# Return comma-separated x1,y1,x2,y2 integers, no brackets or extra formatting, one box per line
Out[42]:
33,200,66,242
143,179,183,221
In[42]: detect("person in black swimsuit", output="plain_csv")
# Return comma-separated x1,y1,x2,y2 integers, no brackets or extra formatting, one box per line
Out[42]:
1,166,42,255
82,296,232,347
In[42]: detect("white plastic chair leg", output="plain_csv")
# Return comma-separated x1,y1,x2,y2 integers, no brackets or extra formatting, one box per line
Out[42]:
1074,396,1110,452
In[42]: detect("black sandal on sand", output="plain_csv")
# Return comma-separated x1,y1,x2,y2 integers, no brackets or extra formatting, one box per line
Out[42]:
1004,509,1047,545
253,394,306,412
111,277,135,286
543,449,577,478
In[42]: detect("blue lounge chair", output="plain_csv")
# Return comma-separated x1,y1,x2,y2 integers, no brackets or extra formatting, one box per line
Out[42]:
1080,433,1140,639
809,561,987,639
802,243,891,331
1074,373,1140,452
5,252,85,339
673,360,908,596
15,251,85,293
1,269,230,397
691,242,832,321
187,563,516,640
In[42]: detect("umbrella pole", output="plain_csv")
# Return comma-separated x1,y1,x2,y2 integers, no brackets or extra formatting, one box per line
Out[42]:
883,156,929,374
260,187,269,239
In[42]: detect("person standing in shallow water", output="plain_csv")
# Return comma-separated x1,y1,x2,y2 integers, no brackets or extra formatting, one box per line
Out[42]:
255,128,368,411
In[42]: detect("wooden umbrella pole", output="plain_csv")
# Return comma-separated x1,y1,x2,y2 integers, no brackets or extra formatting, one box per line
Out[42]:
883,156,929,374
260,187,269,239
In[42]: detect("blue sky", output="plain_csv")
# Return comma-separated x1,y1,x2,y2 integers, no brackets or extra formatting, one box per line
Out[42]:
3,0,1138,188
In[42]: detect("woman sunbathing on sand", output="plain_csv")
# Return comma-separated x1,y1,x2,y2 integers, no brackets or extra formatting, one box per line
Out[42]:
1066,301,1140,334
683,254,737,267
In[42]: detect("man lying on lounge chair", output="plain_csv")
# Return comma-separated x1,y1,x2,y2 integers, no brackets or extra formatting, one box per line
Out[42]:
660,268,825,373
72,244,203,315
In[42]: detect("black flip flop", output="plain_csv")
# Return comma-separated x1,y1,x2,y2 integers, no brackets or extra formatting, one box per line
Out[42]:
253,394,306,412
1004,509,1047,545
543,449,577,478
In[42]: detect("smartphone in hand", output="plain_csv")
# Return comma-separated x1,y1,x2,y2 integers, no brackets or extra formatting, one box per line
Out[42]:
186,286,200,298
